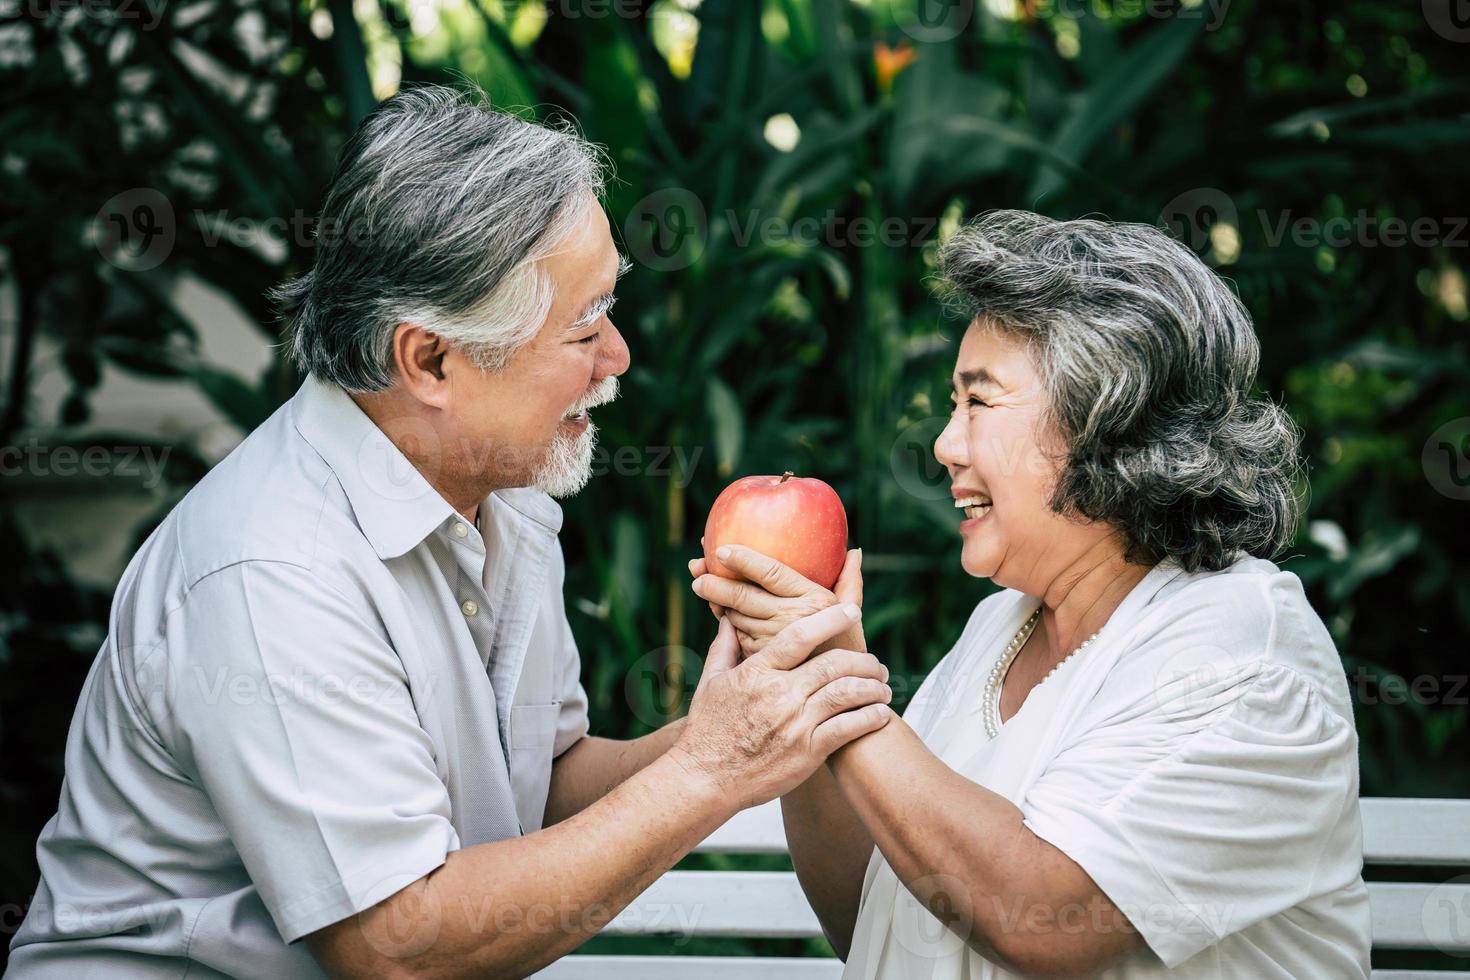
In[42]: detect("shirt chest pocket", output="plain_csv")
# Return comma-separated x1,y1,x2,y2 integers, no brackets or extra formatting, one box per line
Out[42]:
507,700,561,833
509,701,562,752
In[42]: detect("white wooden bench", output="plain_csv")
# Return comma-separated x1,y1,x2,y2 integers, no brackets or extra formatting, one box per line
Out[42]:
536,797,1470,979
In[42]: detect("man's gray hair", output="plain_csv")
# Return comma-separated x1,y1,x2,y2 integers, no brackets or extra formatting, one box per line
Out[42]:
937,210,1303,573
271,85,608,391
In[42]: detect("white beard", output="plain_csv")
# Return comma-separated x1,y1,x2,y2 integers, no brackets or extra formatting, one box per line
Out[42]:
529,419,599,498
529,375,618,498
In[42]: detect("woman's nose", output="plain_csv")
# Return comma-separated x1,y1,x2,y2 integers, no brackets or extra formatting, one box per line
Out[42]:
933,413,968,470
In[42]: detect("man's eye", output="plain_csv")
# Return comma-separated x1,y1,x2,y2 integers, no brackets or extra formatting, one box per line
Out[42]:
577,332,600,345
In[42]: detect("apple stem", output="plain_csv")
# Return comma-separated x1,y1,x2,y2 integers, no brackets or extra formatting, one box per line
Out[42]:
780,471,793,484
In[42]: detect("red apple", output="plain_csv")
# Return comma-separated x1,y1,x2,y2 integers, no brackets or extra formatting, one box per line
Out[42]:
703,471,849,590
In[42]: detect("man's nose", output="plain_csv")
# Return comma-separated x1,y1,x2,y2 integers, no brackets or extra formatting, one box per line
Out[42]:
597,318,631,378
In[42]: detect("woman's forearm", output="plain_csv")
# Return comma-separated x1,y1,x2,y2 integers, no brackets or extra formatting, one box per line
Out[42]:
781,762,875,959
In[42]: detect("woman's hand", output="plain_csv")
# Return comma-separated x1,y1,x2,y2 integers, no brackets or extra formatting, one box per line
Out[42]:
687,544,866,660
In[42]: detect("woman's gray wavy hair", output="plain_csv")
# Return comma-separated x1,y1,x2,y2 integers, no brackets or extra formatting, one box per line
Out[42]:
937,210,1304,573
271,85,608,392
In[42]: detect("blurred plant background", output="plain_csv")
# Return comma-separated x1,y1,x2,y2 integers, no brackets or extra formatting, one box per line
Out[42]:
2,0,1467,968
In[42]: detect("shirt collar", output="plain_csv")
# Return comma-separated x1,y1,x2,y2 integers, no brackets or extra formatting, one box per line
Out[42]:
291,375,566,558
292,374,462,560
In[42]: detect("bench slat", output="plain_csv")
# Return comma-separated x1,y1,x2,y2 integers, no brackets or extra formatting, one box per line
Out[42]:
1361,799,1470,866
602,871,818,938
693,799,787,854
535,955,841,978
696,798,1470,866
600,871,1470,955
535,957,1470,979
1368,881,1470,953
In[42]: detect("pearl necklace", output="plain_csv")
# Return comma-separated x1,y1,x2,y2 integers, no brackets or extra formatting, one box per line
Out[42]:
983,607,1100,739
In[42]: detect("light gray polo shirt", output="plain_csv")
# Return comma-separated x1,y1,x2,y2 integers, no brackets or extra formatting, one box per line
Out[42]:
6,376,590,978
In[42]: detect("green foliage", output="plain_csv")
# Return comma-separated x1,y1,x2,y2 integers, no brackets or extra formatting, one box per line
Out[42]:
2,0,1467,962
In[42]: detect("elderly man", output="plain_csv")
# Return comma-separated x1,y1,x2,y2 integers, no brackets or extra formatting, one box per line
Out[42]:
6,87,892,979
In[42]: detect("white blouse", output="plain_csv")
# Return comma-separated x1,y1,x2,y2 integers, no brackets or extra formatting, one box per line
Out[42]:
844,557,1372,979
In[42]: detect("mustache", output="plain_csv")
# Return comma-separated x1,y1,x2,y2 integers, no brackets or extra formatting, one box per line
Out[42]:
571,376,619,414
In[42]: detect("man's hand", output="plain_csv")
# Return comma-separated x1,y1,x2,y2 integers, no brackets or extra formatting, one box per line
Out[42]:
688,544,865,659
670,607,891,812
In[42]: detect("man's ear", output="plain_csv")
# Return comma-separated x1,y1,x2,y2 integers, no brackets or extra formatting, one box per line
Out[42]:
392,322,452,409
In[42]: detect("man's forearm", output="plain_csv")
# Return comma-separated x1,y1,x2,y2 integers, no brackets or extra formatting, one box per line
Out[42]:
327,749,733,980
543,718,687,825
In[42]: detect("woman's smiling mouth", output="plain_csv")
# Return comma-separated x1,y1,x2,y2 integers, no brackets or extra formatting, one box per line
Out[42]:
954,493,992,524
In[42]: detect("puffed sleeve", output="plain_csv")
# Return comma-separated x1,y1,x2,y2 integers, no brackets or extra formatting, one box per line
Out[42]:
1019,592,1357,968
155,560,460,944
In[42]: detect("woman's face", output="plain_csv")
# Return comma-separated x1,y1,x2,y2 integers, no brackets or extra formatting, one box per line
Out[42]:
933,321,1106,592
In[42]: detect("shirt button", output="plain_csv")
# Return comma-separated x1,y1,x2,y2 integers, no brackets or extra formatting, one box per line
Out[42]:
460,599,479,617
453,523,469,539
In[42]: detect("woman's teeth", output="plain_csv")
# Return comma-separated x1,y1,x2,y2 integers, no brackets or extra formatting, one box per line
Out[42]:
954,495,992,520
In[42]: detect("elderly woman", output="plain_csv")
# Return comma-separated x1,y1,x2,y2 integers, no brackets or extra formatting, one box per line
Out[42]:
690,211,1370,978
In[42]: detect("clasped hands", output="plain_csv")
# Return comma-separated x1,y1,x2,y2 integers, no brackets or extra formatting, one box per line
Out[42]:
689,542,868,658
664,542,888,807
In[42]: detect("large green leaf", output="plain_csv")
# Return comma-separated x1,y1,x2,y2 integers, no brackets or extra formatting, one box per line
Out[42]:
1026,13,1208,204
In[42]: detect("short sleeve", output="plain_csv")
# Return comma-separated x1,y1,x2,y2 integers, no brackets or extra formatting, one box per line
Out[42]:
155,561,459,944
1020,606,1356,967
